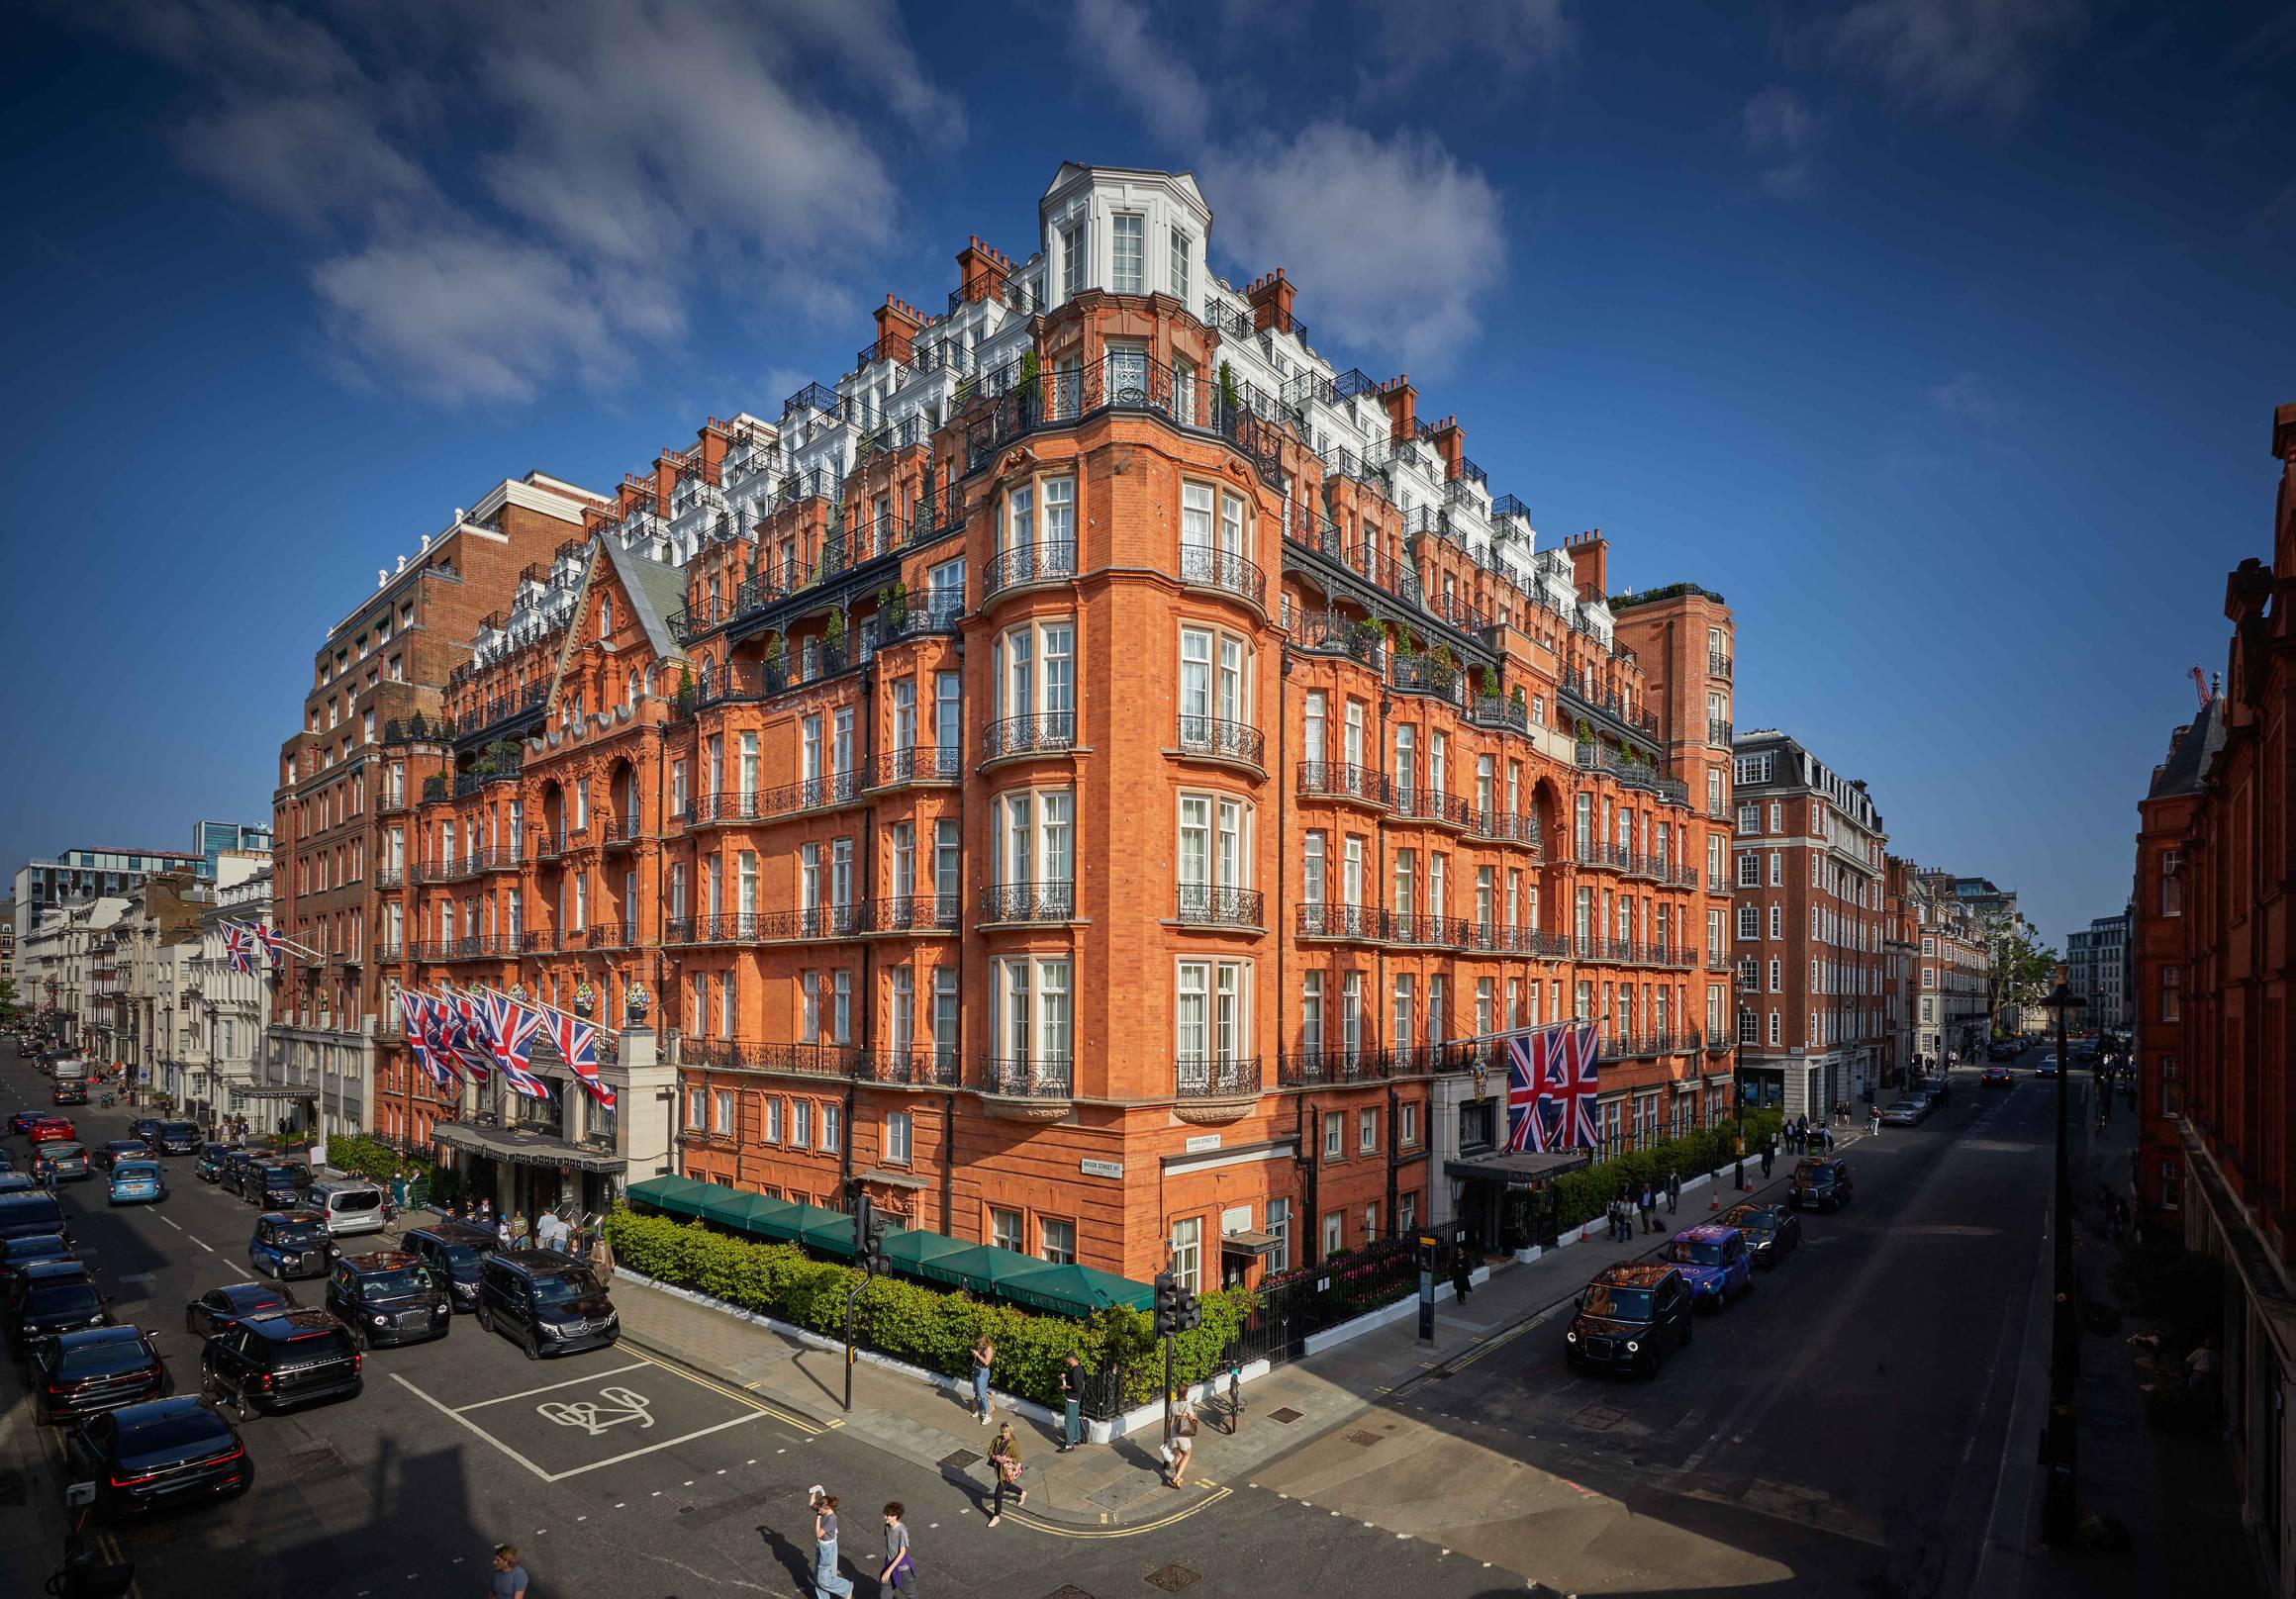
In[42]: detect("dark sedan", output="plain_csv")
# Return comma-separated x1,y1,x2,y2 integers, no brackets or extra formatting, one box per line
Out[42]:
33,1326,169,1424
185,1282,298,1340
8,1108,44,1136
1719,1202,1803,1269
63,1396,251,1517
91,1139,150,1174
0,1233,75,1290
153,1122,201,1156
131,1118,162,1146
12,1276,112,1360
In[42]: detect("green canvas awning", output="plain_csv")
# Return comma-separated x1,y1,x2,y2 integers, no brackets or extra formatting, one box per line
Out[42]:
792,1204,858,1257
627,1175,718,1220
913,1243,1064,1297
993,1262,1158,1316
696,1188,803,1236
879,1228,975,1273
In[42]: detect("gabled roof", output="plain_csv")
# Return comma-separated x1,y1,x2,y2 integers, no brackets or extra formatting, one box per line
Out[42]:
597,537,688,662
2149,696,2225,799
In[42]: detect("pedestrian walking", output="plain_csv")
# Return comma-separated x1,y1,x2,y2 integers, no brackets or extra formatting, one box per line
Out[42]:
1868,1108,1881,1138
969,1333,996,1424
490,1544,528,1599
1161,1394,1196,1489
1666,1168,1680,1215
1058,1353,1085,1452
1734,1154,1747,1191
1450,1249,1474,1304
809,1489,854,1596
879,1503,919,1595
1761,1140,1774,1179
987,1422,1027,1523
589,1227,617,1286
1638,1181,1658,1234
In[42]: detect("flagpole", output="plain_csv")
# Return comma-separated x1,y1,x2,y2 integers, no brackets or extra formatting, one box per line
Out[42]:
436,978,619,1047
228,919,327,962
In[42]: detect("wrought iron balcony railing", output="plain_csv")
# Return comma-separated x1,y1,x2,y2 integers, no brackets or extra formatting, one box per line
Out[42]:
1176,715,1263,766
1175,885,1264,928
975,1055,1074,1099
982,539,1077,597
1175,1055,1262,1099
979,711,1077,762
1177,545,1266,608
979,883,1075,923
1295,760,1390,806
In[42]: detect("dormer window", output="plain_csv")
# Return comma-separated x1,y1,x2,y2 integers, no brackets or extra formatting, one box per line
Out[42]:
1111,214,1144,295
1059,219,1083,300
1170,228,1191,303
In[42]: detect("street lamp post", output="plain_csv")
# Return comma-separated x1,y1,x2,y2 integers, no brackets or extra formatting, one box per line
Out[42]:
2041,979,2086,1545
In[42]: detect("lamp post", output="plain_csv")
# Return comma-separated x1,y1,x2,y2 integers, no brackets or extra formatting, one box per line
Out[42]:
2041,978,2086,1545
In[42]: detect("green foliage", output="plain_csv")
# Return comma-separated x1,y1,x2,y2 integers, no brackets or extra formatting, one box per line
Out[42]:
1545,1113,1785,1231
1018,348,1040,407
1476,667,1495,700
603,1210,1252,1407
825,609,846,648
764,632,787,668
408,710,429,738
1573,715,1593,742
1217,360,1240,417
1396,621,1416,658
1511,686,1528,709
322,1132,442,1186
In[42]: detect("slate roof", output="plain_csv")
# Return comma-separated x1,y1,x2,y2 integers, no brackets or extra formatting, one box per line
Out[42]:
598,537,688,662
2149,696,2226,799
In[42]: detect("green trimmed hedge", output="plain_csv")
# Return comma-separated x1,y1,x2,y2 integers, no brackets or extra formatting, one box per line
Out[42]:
603,1209,1251,1409
1549,1112,1784,1231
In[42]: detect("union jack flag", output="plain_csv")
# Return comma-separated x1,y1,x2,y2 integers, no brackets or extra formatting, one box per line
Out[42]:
1503,1020,1604,1153
251,922,288,967
222,923,253,977
484,991,552,1100
400,990,453,1089
416,994,463,1082
544,1005,615,1110
1504,1024,1565,1153
443,990,501,1082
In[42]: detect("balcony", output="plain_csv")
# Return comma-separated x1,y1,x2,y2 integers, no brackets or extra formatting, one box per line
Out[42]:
417,854,481,885
375,865,405,891
1393,786,1472,829
1574,742,1688,804
1709,651,1734,682
597,812,643,848
374,941,403,964
875,591,966,646
411,937,515,962
1295,760,1389,808
520,930,557,955
1177,545,1266,609
1295,901,1382,941
1707,871,1732,894
1176,715,1264,768
1469,695,1529,734
1467,809,1544,854
1708,718,1734,747
1389,653,1462,704
871,744,961,789
974,1055,1074,1119
982,539,1077,598
691,772,862,826
584,923,629,950
1277,1048,1387,1086
1563,683,1661,738
1457,923,1571,960
859,894,961,935
1175,885,1264,929
1578,841,1631,873
980,883,1075,924
1625,852,1662,883
479,845,524,873
980,711,1077,764
532,833,565,863
860,1047,959,1087
960,352,1287,491
1174,1055,1262,1121
685,1037,859,1079
1390,1041,1485,1077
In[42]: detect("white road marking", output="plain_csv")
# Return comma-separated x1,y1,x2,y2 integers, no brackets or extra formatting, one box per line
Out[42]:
192,1238,214,1253
159,1216,181,1231
226,1262,252,1279
454,1361,652,1412
391,1374,555,1482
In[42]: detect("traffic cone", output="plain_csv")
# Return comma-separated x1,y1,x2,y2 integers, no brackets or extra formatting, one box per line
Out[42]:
1708,1192,1719,1212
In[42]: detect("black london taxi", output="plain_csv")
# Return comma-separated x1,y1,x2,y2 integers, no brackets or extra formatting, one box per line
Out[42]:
184,1281,298,1340
33,1325,170,1424
400,1221,501,1313
64,1396,251,1516
475,1250,620,1360
325,1252,452,1350
1718,1202,1804,1270
1787,1158,1855,1212
199,1307,362,1417
219,1152,267,1198
1564,1262,1695,1375
152,1122,201,1157
193,1144,232,1183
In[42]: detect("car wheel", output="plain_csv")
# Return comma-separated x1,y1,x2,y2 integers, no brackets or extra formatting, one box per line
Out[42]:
475,1301,493,1334
1714,1285,1728,1311
350,1323,369,1353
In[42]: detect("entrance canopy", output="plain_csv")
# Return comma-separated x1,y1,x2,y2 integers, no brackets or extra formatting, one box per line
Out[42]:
434,1119,626,1174
1444,1148,1592,1185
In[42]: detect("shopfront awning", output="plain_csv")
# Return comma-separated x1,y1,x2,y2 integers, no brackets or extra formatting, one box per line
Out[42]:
1444,1149,1592,1186
1219,1230,1284,1257
433,1119,626,1174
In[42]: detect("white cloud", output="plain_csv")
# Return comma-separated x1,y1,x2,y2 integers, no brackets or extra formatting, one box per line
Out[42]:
1066,0,1211,143
1927,370,2018,426
1358,0,1573,98
1742,87,1820,199
76,0,952,404
1830,0,2087,117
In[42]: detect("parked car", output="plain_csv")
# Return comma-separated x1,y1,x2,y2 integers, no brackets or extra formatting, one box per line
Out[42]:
1718,1202,1802,1269
11,1271,111,1360
219,1153,267,1198
51,1082,88,1107
1788,1158,1855,1212
61,1396,252,1517
1564,1263,1695,1374
131,1118,162,1147
32,1325,170,1424
1980,1066,2013,1089
245,1163,313,1209
108,1160,166,1206
1663,1225,1755,1309
185,1281,298,1341
0,1173,35,1196
193,1144,232,1183
1878,1099,1930,1127
152,1122,201,1157
326,1252,452,1350
28,1117,76,1147
8,1260,91,1319
475,1250,621,1360
199,1308,363,1417
305,1180,387,1238
0,1234,75,1290
8,1109,45,1136
246,1213,338,1282
91,1139,150,1174
0,1192,70,1244
401,1223,501,1313
34,1142,90,1183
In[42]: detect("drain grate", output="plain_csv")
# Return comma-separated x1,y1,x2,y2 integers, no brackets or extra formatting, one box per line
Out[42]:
1345,1429,1384,1448
939,1448,983,1470
1268,1406,1303,1424
1144,1565,1200,1592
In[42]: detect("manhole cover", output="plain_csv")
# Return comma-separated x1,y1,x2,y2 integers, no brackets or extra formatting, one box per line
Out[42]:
1345,1430,1384,1448
939,1448,983,1470
281,1446,351,1483
1145,1566,1199,1592
1268,1406,1303,1424
1044,1588,1096,1599
1571,1403,1627,1433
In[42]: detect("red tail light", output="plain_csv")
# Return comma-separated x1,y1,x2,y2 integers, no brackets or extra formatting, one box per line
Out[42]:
351,1350,364,1373
251,1371,274,1392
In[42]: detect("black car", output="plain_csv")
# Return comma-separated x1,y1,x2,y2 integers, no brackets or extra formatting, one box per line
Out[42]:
0,1191,70,1244
185,1281,299,1340
0,1232,75,1290
475,1251,621,1360
248,1163,314,1208
327,1252,452,1349
153,1122,200,1157
199,1308,363,1417
1719,1202,1804,1269
92,1139,150,1175
193,1144,232,1183
33,1326,170,1424
9,1259,92,1319
1565,1263,1694,1374
401,1222,501,1313
52,1082,88,1106
63,1396,251,1517
13,1274,112,1359
219,1152,267,1198
1788,1158,1854,1212
247,1212,338,1281
131,1118,162,1147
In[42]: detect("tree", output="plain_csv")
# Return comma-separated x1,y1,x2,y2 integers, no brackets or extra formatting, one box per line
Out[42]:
1983,912,2057,1030
0,977,20,1030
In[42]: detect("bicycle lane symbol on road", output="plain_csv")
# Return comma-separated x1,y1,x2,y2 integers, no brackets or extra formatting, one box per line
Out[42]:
538,1385,655,1436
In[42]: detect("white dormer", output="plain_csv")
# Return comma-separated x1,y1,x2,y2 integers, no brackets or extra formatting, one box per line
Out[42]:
1039,164,1211,319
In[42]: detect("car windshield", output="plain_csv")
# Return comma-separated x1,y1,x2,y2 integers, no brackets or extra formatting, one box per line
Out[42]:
360,1266,432,1296
1796,1164,1831,1179
1731,1211,1771,1232
1668,1239,1726,1267
1582,1284,1654,1320
159,1124,195,1138
531,1270,602,1305
273,1222,327,1249
440,1245,483,1268
56,1337,148,1377
114,1163,159,1181
27,1283,102,1317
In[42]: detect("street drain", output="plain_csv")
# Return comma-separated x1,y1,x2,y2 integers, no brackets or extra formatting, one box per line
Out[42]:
1345,1430,1384,1448
1268,1406,1303,1424
939,1448,983,1470
1144,1565,1199,1591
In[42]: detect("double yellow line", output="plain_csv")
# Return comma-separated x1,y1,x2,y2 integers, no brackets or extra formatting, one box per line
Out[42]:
35,1427,144,1596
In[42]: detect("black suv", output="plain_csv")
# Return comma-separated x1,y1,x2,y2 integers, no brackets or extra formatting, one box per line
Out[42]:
326,1252,452,1349
247,1163,313,1208
33,1325,169,1424
476,1251,620,1360
199,1308,362,1417
153,1122,200,1156
1788,1158,1854,1212
1565,1262,1694,1374
401,1222,501,1313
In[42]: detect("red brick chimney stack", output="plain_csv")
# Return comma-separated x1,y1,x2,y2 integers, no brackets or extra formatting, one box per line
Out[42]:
1245,268,1296,332
1429,415,1465,480
1377,374,1418,443
956,235,1013,305
1565,529,1610,599
873,295,926,365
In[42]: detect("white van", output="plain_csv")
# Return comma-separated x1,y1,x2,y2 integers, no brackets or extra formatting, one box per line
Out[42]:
306,1179,389,1237
51,1059,87,1084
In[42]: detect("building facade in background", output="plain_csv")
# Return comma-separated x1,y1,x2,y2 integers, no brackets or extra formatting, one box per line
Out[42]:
13,847,200,949
370,162,1742,1281
2068,909,2132,1031
193,821,273,882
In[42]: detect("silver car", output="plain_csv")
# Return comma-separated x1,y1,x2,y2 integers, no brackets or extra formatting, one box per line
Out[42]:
37,1142,90,1182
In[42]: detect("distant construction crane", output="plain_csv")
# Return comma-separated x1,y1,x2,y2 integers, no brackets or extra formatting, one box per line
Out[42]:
2192,666,2211,707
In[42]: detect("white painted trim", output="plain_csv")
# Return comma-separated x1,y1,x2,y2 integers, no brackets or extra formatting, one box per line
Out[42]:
1161,1139,1296,1176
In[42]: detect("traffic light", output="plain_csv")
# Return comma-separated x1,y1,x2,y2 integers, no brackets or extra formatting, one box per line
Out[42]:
852,1193,889,1277
1174,1279,1201,1335
1153,1270,1178,1338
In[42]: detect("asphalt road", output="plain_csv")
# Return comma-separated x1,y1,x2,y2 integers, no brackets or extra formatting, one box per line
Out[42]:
0,1044,1532,1599
1242,1046,2080,1598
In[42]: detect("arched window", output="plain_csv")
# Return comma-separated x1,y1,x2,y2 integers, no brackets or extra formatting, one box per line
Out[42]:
600,595,614,640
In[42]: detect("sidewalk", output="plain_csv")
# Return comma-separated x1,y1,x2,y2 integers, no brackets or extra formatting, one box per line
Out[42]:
598,1132,1849,1529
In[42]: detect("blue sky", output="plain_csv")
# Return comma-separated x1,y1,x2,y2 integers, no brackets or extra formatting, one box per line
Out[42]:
2,0,2290,947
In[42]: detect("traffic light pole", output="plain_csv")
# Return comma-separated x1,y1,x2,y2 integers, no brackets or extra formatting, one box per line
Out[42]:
844,1192,886,1415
